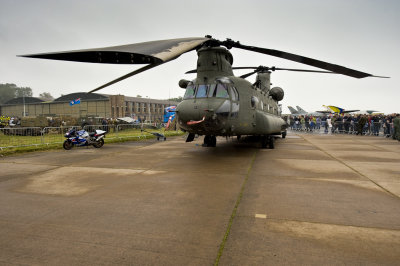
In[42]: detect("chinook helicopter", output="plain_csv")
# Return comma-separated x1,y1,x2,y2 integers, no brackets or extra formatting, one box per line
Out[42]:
21,36,387,148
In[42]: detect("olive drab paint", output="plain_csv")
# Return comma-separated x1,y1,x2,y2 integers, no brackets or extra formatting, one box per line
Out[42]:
176,46,286,148
21,36,386,148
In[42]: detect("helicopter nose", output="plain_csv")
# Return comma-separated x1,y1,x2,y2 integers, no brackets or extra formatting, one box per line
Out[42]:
176,100,203,122
177,98,232,130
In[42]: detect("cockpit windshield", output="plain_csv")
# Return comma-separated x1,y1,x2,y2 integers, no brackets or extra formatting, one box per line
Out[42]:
183,83,234,100
183,84,195,99
196,85,208,98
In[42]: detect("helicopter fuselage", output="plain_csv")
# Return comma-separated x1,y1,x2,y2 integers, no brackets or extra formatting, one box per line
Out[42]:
176,46,286,138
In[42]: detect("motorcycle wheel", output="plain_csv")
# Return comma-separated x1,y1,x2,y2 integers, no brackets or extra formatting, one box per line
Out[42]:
63,140,73,150
93,139,104,148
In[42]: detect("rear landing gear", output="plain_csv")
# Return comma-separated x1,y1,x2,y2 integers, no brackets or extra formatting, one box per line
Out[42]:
203,135,216,147
268,136,275,149
261,135,275,149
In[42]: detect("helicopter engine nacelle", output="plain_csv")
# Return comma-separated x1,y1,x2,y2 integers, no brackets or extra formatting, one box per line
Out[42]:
269,87,284,101
179,79,190,88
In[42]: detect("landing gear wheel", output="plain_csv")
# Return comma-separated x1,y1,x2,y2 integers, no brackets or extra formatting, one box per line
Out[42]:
203,135,216,147
186,133,195,142
261,136,268,149
282,131,287,139
93,139,104,148
268,136,275,149
63,140,73,150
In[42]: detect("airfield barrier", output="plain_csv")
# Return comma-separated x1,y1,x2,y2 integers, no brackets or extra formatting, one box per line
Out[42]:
289,121,394,137
0,123,167,149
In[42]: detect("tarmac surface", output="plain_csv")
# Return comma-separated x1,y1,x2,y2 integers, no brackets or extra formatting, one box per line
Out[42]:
0,132,399,265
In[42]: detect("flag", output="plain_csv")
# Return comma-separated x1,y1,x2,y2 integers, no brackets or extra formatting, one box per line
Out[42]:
69,98,81,106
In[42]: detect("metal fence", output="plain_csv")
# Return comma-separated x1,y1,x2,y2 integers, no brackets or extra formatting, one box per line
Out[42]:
289,121,394,137
0,123,165,149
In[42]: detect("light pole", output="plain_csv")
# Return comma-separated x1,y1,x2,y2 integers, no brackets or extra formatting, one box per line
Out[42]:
146,96,151,122
22,93,26,117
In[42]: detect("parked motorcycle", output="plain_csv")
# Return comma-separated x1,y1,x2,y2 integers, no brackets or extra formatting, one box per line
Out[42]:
63,128,106,150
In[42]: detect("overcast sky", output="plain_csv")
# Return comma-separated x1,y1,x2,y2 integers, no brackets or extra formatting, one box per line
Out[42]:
1,0,399,114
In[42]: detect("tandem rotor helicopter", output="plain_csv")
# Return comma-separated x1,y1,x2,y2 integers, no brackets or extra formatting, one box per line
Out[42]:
21,35,387,148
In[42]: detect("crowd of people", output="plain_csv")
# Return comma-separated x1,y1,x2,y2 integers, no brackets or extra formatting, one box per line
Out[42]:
284,113,400,140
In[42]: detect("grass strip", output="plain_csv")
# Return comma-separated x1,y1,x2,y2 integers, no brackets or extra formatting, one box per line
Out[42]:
0,131,185,157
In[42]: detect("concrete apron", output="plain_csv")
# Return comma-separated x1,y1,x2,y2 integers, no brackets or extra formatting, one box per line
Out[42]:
0,133,399,265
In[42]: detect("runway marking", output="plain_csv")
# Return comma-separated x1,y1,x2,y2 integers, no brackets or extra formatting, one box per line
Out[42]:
255,214,267,219
299,134,399,198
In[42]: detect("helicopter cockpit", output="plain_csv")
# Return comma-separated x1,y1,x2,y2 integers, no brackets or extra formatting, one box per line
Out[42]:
183,83,236,100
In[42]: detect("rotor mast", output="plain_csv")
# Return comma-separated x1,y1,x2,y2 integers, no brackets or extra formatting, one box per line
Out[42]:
195,46,234,83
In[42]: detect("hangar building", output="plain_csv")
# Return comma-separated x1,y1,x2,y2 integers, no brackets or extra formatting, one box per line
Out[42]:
0,92,178,122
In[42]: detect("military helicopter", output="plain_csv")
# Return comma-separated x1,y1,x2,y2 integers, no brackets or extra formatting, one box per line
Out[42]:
21,36,387,148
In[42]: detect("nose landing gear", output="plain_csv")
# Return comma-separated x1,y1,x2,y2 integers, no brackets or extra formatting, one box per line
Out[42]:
203,135,217,147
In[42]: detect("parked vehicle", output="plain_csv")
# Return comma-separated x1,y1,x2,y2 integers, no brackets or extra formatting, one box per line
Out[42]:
63,128,106,150
2,116,47,136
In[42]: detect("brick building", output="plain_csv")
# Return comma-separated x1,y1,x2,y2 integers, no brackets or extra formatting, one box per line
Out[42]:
0,92,178,122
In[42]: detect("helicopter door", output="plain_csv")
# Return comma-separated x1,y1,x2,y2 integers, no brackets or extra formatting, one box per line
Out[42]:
250,95,259,127
229,86,240,119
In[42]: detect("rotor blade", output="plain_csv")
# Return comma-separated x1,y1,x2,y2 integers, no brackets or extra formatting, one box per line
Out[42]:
185,69,197,74
231,67,258,70
232,66,336,74
239,71,258,79
273,67,335,74
20,37,210,64
89,63,162,93
230,42,376,78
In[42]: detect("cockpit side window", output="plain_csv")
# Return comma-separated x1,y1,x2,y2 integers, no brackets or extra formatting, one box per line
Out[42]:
230,87,239,101
196,85,208,98
215,83,229,98
183,84,196,99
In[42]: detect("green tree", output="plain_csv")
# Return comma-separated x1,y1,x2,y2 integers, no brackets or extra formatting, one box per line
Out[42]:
0,83,17,104
39,92,54,101
0,83,34,104
15,87,33,97
168,96,183,102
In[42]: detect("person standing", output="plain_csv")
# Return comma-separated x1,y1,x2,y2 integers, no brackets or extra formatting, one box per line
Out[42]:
357,115,367,135
393,114,400,141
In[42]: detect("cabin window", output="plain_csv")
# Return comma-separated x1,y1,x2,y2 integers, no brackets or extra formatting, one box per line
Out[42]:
183,84,196,99
251,96,259,108
196,85,208,98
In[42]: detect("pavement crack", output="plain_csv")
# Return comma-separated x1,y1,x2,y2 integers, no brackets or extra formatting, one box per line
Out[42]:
214,150,258,266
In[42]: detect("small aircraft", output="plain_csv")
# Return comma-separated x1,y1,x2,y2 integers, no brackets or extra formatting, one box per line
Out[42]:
288,106,329,116
354,110,380,115
288,106,300,115
21,36,387,148
322,105,360,114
